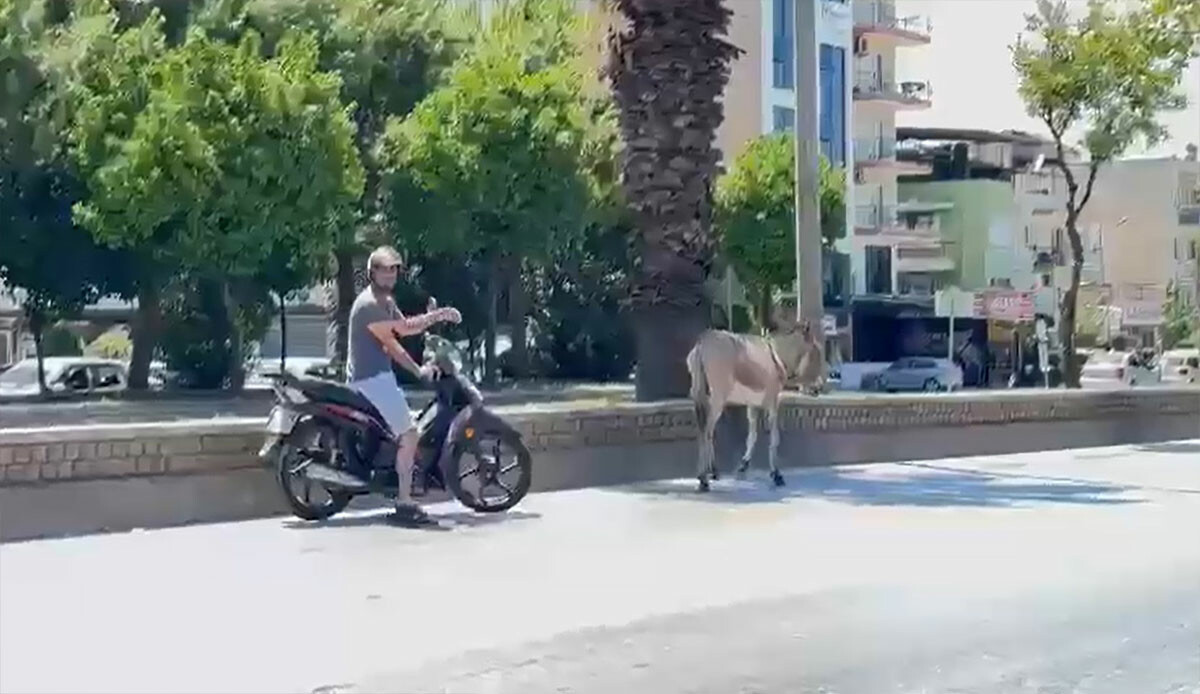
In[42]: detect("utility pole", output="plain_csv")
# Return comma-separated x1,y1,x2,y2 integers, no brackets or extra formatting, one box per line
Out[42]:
793,0,823,324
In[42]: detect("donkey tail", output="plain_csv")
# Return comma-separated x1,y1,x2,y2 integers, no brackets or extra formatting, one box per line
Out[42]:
687,344,707,432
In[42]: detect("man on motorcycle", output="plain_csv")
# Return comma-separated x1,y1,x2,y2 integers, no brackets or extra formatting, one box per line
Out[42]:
348,246,461,527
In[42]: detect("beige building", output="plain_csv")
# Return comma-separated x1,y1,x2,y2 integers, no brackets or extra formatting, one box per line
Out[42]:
1075,152,1200,341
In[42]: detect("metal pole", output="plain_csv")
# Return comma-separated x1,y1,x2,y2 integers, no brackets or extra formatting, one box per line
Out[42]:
793,0,823,324
947,292,955,360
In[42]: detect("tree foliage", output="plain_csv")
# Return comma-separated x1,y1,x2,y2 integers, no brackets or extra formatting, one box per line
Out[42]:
1163,282,1199,348
0,0,134,391
715,133,845,327
1012,0,1200,386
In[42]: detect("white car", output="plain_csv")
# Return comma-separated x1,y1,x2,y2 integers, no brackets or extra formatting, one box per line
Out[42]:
0,357,128,397
1159,349,1200,385
1080,351,1161,387
874,357,964,393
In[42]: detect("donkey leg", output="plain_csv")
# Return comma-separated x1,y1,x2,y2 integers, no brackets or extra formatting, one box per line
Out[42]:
737,406,758,478
767,404,785,487
698,403,724,492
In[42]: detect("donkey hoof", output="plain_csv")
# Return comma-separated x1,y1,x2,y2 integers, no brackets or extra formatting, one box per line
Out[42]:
697,477,711,493
710,468,721,481
771,470,786,487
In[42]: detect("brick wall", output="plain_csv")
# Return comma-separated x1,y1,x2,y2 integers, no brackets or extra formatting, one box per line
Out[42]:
3,389,1195,487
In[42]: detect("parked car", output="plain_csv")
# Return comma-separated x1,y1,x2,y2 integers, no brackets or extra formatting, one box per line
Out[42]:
0,357,128,397
871,357,964,393
1159,348,1200,385
1080,350,1161,387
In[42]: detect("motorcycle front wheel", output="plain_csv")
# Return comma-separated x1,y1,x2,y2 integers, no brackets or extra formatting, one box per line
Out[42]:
276,418,353,521
447,430,532,513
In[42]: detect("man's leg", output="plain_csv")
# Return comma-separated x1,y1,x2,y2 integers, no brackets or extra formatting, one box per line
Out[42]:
394,428,419,506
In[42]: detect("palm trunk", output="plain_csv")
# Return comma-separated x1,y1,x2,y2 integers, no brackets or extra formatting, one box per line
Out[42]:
608,0,740,400
128,280,160,391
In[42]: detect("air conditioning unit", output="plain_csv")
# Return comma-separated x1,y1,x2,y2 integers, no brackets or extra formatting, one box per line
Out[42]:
854,36,869,56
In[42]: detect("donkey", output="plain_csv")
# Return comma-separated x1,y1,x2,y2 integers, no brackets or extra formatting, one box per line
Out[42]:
686,319,825,492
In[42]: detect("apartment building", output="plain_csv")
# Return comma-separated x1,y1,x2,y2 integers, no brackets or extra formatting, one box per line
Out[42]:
1075,152,1200,343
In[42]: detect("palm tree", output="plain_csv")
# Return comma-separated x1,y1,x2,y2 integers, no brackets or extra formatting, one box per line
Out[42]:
606,0,740,400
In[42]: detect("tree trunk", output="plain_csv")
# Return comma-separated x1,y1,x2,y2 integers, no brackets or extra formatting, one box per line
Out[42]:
607,0,740,400
1059,211,1087,389
223,281,245,392
1059,259,1084,388
508,261,529,379
327,246,356,378
753,286,775,334
484,261,499,387
278,291,287,374
633,305,710,399
128,281,160,391
30,309,47,394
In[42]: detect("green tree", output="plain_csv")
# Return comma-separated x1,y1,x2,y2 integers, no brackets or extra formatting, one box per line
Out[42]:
382,0,594,385
66,21,363,388
0,0,133,392
715,133,846,330
225,0,460,376
607,0,741,400
1163,282,1199,348
1012,0,1200,387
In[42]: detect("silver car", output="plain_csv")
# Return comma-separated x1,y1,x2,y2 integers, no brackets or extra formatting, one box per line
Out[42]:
875,357,964,393
0,357,128,397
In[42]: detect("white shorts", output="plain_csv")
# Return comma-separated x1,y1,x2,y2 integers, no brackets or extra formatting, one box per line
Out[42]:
350,372,414,437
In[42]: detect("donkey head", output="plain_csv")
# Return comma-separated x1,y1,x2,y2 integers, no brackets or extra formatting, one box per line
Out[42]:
771,318,824,380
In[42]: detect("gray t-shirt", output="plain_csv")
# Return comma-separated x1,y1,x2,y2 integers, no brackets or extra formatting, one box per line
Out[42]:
347,289,399,382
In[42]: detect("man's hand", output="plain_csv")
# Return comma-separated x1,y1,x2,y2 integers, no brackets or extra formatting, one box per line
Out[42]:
436,307,463,325
418,364,438,384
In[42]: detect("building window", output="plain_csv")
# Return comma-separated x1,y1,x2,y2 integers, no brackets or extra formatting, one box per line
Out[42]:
773,0,794,89
865,246,893,295
819,44,845,166
772,106,795,134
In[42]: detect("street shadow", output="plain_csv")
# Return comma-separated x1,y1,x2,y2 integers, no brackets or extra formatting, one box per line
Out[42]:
282,509,541,532
622,465,1141,509
1135,440,1200,455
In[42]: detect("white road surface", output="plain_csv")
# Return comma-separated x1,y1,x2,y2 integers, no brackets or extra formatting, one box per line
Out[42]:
2,440,1199,694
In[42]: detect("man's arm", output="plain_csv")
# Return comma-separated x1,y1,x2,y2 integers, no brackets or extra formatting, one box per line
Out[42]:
367,321,427,380
385,309,455,337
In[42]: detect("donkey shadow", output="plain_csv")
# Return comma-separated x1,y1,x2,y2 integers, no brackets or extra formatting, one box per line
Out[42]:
623,464,1141,510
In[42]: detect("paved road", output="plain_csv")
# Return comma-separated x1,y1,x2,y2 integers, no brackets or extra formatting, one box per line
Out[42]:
2,441,1199,694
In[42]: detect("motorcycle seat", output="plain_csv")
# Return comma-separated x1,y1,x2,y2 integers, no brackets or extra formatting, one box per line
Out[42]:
291,376,387,424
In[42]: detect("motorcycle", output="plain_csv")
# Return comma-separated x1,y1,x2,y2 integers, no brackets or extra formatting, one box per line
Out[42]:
260,334,532,521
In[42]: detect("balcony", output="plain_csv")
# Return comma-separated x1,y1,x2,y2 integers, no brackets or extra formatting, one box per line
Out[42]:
853,0,932,45
1178,187,1200,226
853,71,932,109
855,203,897,233
896,242,955,273
854,137,896,166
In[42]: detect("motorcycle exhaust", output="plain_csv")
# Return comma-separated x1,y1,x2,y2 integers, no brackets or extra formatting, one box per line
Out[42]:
303,463,369,491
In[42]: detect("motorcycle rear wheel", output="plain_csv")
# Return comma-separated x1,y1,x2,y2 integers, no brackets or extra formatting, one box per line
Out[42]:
276,419,353,521
447,430,532,513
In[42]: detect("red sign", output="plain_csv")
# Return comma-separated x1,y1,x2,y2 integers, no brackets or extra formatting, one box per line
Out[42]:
972,291,1035,322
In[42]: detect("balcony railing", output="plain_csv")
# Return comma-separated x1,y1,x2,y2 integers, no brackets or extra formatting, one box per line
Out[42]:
854,137,896,164
853,1,932,38
853,71,932,106
855,203,896,230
